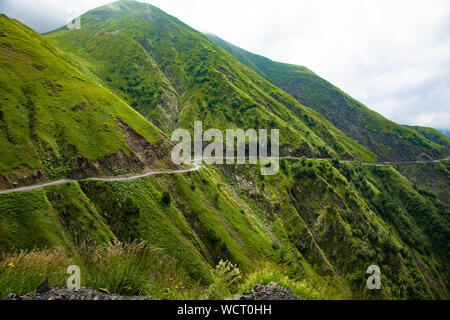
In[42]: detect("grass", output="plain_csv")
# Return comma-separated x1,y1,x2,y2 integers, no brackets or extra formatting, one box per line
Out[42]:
0,14,166,185
46,0,376,163
0,242,336,300
237,262,340,300
0,3,448,300
0,159,448,299
0,182,115,252
390,160,449,204
0,247,68,297
0,242,327,300
215,158,449,299
0,241,203,299
0,189,67,251
77,241,200,298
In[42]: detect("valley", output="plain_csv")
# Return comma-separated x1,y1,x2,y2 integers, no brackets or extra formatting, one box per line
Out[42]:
0,0,448,301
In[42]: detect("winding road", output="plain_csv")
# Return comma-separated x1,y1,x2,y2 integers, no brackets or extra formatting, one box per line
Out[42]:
0,157,448,195
0,163,201,195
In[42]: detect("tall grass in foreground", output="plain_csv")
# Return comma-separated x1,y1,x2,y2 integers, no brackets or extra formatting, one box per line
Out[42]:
0,241,202,299
78,241,201,299
1,244,336,300
0,248,70,297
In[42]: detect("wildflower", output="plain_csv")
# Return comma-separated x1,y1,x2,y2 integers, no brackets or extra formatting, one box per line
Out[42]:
8,263,15,268
128,287,132,290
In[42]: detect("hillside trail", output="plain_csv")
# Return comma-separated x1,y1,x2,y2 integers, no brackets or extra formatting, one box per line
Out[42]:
0,157,448,195
0,163,201,195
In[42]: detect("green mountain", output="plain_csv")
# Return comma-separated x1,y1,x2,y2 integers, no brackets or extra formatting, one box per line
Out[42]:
217,158,449,299
0,14,176,189
206,34,450,162
0,1,448,300
46,0,376,163
391,160,450,204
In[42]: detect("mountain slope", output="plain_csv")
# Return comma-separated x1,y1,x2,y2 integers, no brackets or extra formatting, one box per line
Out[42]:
0,4,448,300
2,156,448,299
0,14,175,189
0,161,335,297
46,0,376,163
391,160,450,204
215,157,449,299
207,34,450,162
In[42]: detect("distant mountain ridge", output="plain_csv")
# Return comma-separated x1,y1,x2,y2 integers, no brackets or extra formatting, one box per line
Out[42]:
438,129,450,138
206,34,450,162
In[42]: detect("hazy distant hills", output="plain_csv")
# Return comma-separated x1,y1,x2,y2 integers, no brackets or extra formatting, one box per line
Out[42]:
206,34,450,162
438,129,450,138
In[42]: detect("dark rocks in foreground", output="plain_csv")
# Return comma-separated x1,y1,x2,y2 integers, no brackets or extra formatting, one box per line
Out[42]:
236,283,304,300
3,283,302,301
3,288,151,301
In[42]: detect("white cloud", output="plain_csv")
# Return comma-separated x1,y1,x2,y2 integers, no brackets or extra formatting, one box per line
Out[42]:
1,0,449,130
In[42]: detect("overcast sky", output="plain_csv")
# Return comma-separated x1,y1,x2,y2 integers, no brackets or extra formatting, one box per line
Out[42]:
1,0,449,130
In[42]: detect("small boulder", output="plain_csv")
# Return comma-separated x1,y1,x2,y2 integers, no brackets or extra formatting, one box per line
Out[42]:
36,278,51,294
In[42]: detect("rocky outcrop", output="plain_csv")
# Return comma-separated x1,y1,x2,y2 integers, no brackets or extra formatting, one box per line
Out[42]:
235,283,304,300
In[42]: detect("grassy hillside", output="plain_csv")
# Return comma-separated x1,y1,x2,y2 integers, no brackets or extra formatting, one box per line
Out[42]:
0,2,448,300
391,160,450,204
215,158,449,299
2,157,447,299
207,34,450,162
0,163,339,299
0,14,174,189
46,0,376,163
